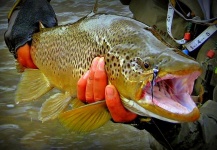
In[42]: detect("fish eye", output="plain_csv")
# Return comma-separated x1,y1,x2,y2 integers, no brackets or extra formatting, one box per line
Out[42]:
144,62,149,69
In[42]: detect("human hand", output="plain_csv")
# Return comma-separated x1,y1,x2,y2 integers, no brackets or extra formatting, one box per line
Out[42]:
77,57,137,122
4,0,57,58
17,43,38,69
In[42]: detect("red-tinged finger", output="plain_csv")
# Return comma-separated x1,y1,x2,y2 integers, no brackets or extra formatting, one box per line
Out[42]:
94,57,107,101
105,85,137,122
77,71,90,102
86,57,100,103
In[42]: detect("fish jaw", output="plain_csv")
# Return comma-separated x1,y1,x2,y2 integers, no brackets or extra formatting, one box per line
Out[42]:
124,70,201,123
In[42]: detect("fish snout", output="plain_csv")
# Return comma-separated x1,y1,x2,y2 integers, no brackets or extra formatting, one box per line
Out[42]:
156,51,201,75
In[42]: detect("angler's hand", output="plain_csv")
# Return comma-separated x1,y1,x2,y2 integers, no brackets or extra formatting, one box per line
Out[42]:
77,57,137,122
4,0,57,60
17,43,38,69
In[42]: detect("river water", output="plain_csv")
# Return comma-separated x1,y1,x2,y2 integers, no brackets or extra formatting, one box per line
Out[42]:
0,0,164,150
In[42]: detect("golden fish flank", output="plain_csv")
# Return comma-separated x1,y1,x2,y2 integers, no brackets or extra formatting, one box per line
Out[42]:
15,13,201,132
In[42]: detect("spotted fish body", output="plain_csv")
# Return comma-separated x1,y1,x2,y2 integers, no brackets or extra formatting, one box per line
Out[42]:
32,14,151,97
16,13,201,132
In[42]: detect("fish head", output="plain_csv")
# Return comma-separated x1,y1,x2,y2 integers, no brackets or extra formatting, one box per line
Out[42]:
105,44,202,123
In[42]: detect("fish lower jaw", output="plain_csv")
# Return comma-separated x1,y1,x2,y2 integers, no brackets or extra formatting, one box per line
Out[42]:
121,97,180,123
122,97,200,123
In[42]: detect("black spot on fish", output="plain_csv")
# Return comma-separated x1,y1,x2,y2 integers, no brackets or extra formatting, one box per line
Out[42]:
126,55,130,60
111,56,115,61
127,63,130,68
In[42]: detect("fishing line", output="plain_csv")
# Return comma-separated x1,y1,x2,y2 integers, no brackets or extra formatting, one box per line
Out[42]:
150,49,171,101
151,65,159,101
151,119,174,150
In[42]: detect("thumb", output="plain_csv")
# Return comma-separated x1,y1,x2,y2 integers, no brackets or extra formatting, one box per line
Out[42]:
105,85,137,122
17,44,37,69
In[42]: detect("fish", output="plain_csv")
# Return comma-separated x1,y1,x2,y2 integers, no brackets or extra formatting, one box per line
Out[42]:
15,1,202,132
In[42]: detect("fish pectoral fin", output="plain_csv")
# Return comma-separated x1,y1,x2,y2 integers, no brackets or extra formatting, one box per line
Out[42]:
38,92,72,122
15,69,53,104
71,98,85,108
59,100,111,132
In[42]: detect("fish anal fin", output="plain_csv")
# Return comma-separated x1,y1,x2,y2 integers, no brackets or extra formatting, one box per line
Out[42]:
39,92,72,122
15,69,53,104
59,101,111,132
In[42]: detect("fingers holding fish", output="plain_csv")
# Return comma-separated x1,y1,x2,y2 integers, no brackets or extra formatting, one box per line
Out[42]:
86,57,100,103
93,57,107,101
77,70,90,102
17,43,38,69
77,57,107,103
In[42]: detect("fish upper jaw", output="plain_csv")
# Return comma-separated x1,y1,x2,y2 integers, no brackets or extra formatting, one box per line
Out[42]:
123,70,201,123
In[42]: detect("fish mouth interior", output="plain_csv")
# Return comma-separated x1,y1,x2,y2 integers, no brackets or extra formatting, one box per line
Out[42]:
140,71,201,115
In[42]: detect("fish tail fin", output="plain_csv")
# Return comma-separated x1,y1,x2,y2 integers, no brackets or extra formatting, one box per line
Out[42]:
15,69,53,104
39,92,72,122
59,101,111,132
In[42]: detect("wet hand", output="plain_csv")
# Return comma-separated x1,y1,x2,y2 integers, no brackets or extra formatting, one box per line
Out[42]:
17,43,38,69
77,57,137,122
77,57,107,103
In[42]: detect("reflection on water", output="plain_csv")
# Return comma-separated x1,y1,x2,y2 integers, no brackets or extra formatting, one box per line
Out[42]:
0,1,163,149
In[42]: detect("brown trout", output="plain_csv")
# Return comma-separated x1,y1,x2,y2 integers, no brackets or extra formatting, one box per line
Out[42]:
15,7,201,132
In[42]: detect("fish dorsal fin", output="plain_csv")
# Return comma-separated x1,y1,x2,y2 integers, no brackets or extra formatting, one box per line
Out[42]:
93,0,98,13
15,69,53,104
38,92,72,122
59,101,111,132
39,21,45,31
87,0,98,17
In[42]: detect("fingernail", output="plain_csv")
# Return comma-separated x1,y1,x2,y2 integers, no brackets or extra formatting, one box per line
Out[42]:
106,86,114,99
91,57,100,71
98,57,105,71
83,70,90,79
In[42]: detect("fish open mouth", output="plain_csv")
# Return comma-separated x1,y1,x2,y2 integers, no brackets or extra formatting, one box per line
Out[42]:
135,71,201,122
